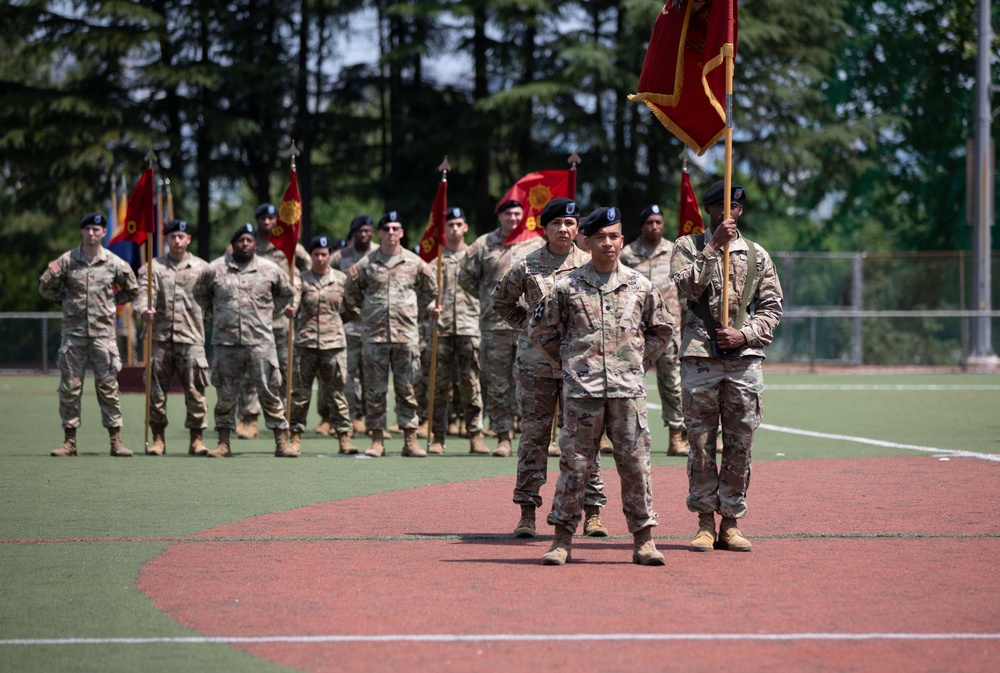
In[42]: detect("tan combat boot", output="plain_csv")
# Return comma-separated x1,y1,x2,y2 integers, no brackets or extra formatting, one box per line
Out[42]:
365,429,385,457
236,414,259,440
492,430,513,457
689,512,717,552
513,505,536,538
109,428,134,457
337,432,358,455
668,428,690,456
541,525,574,565
352,418,366,437
599,435,614,455
719,517,752,552
289,431,302,454
207,428,232,457
632,526,665,566
275,428,299,457
314,418,333,435
51,428,77,457
147,424,166,455
428,433,445,455
468,431,489,455
447,421,461,436
401,428,426,457
188,428,209,456
547,442,561,457
583,505,609,537
415,420,429,439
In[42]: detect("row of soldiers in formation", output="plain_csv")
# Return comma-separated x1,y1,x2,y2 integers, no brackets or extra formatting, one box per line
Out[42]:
39,178,783,565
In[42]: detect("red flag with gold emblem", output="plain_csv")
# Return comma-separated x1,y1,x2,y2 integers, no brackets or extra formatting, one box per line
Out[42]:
111,167,155,246
501,170,572,246
418,178,448,263
678,169,705,237
629,0,738,156
271,168,302,267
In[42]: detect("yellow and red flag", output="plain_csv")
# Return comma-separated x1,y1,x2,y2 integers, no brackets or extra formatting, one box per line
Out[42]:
111,167,155,246
418,178,448,263
501,170,573,246
271,168,302,267
678,169,705,237
629,0,738,156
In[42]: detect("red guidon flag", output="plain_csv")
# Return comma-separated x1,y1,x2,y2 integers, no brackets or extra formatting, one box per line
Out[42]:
271,168,302,267
418,178,448,263
112,167,155,246
678,169,705,237
629,0,738,156
501,170,572,246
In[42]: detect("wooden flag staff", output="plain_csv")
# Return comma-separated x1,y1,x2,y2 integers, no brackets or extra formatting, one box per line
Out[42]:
426,157,450,451
143,149,157,452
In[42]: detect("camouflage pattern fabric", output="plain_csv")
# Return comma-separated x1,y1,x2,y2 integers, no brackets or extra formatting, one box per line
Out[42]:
145,343,209,430
134,252,209,345
480,329,518,434
56,335,124,429
458,230,542,332
331,244,373,419
290,347,350,435
361,341,421,431
211,343,287,431
294,268,348,350
429,335,483,436
329,243,373,338
436,245,480,337
255,238,309,332
342,248,437,344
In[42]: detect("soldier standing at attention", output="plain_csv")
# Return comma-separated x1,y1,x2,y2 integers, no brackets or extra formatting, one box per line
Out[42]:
670,181,783,552
427,208,488,456
235,202,310,440
289,236,357,455
40,212,140,457
619,204,689,456
343,212,438,458
133,219,211,456
329,214,375,437
529,206,673,566
492,198,609,539
194,223,297,458
459,200,544,456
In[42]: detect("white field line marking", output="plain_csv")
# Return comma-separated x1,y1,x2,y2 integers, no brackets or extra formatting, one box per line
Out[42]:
765,384,1000,391
760,424,1000,463
3,633,1000,646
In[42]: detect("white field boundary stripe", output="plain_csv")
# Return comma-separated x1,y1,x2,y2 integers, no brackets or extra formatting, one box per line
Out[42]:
765,384,1000,391
759,423,1000,463
3,633,1000,646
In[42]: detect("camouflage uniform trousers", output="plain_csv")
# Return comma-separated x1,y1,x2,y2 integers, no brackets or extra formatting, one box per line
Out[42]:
146,342,209,429
681,356,763,519
290,347,351,435
546,396,657,535
481,329,518,434
430,335,484,436
513,370,607,510
212,343,288,431
237,327,289,418
655,339,685,430
57,335,124,429
415,327,432,423
362,342,420,431
345,334,365,420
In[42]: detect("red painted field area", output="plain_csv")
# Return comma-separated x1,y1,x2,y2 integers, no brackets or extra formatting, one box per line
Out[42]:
138,457,1000,673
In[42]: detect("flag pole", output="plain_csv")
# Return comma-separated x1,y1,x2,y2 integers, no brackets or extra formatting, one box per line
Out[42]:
284,143,300,424
143,149,157,452
721,43,734,327
426,157,450,451
165,178,174,221
552,152,581,448
156,177,164,258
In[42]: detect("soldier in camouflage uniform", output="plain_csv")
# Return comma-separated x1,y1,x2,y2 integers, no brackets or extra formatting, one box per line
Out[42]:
329,214,374,436
235,203,310,440
194,223,297,458
492,198,609,539
39,212,140,457
289,236,357,455
620,204,688,456
133,219,210,456
529,207,673,566
459,200,544,456
670,181,783,553
426,208,487,455
343,212,438,457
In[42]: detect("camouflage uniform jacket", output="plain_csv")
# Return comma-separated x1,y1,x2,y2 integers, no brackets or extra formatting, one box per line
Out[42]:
295,267,348,350
133,253,209,344
39,245,139,338
529,262,673,399
619,237,683,331
330,244,373,338
670,230,783,359
256,238,310,332
342,247,437,344
435,245,480,337
492,243,590,379
194,252,295,346
458,229,544,332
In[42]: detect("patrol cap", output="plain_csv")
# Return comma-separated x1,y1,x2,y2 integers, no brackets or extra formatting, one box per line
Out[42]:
580,206,623,237
308,235,332,253
445,207,466,221
701,180,746,206
636,204,663,228
79,212,105,228
163,219,191,236
378,211,401,229
539,198,579,228
254,203,277,219
349,214,373,234
230,222,255,243
495,199,523,215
